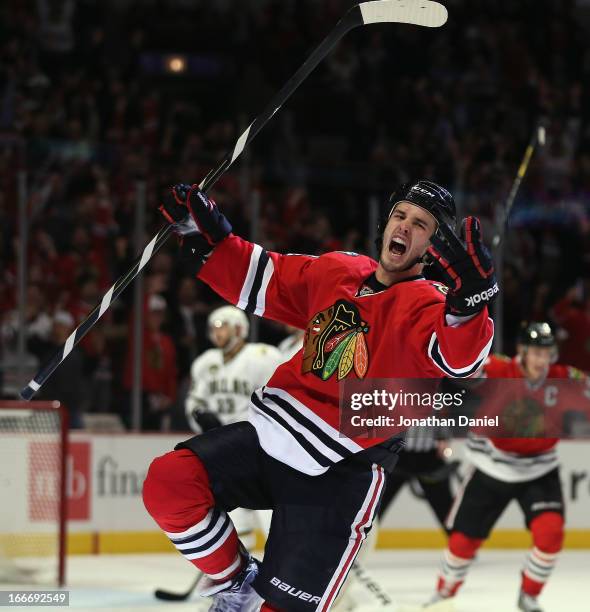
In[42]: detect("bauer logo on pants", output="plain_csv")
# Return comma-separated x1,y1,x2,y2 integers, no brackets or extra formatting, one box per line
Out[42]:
270,577,321,604
302,300,370,381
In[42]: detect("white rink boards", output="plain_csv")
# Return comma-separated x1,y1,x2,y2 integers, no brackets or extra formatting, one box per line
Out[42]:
26,434,587,551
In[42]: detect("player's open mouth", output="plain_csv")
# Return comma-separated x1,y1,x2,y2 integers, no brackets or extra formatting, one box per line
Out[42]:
389,237,407,256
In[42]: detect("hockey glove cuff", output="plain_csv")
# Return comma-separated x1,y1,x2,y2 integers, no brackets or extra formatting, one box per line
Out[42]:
179,234,213,276
428,216,498,317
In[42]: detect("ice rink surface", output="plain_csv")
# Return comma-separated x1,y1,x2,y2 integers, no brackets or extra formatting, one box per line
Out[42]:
5,550,589,612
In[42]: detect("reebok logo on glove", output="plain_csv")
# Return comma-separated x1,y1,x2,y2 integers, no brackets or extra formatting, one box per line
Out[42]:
465,283,499,308
428,216,499,317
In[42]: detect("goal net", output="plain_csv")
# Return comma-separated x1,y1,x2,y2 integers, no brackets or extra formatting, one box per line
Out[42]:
0,401,67,586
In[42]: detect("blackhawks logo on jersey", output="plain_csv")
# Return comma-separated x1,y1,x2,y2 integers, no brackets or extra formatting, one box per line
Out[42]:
302,299,370,381
430,282,449,296
501,396,545,437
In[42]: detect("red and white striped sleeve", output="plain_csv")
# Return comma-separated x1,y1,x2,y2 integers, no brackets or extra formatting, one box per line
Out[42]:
426,308,494,378
197,234,318,329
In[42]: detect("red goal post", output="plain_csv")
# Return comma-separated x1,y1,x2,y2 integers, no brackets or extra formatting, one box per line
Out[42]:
0,401,68,586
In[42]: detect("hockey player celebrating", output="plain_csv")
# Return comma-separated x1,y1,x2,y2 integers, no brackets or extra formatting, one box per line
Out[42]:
429,322,579,612
143,180,497,612
186,305,282,433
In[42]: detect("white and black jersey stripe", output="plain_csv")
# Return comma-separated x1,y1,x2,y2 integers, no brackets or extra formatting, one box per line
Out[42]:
427,322,493,378
164,507,234,561
237,244,274,316
466,436,558,483
249,386,363,476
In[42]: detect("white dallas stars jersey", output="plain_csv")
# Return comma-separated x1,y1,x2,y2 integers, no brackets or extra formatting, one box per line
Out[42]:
278,332,305,362
186,343,283,427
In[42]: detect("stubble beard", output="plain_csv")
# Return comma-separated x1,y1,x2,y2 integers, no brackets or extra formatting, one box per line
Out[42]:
379,246,424,274
379,255,404,273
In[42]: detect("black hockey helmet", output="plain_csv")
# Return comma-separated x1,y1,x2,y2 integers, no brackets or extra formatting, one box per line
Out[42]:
518,321,556,348
376,180,457,251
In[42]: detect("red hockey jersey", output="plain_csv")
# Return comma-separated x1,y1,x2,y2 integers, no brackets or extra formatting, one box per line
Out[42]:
466,355,583,482
198,235,494,475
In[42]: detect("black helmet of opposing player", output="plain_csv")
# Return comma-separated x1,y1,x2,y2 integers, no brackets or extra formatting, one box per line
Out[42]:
376,180,457,252
517,321,558,362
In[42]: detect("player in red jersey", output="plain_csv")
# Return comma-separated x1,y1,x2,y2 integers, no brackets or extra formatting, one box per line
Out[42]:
142,180,497,612
429,322,582,612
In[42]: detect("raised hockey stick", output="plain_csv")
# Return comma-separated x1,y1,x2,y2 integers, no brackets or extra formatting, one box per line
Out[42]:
154,571,203,602
491,124,546,249
20,0,448,400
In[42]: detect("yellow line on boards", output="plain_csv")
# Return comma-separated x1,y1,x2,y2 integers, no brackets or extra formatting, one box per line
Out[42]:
62,529,590,555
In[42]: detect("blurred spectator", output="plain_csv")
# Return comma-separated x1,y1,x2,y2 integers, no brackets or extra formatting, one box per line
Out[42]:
167,277,210,380
166,276,212,429
123,294,177,431
1,283,53,348
552,281,590,371
2,0,590,424
0,283,52,398
29,310,86,428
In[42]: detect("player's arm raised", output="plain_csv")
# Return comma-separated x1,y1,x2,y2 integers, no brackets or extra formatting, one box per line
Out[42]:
425,216,497,378
160,184,317,329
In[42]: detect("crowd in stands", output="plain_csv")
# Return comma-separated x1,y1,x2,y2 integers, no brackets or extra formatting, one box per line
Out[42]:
2,0,590,429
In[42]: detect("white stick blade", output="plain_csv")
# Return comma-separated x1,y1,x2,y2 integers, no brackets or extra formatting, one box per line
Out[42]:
360,0,448,28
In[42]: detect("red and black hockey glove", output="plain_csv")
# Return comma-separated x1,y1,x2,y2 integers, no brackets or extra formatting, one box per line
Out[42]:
159,183,232,275
159,183,232,244
428,216,498,317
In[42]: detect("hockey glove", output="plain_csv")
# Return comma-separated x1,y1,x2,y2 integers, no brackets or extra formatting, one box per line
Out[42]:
186,399,223,433
159,183,232,275
159,183,232,245
428,216,498,317
185,395,224,433
193,410,223,432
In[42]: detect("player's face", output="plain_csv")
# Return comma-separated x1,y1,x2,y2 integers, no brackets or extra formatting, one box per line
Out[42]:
209,321,234,349
522,345,553,381
379,202,437,273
